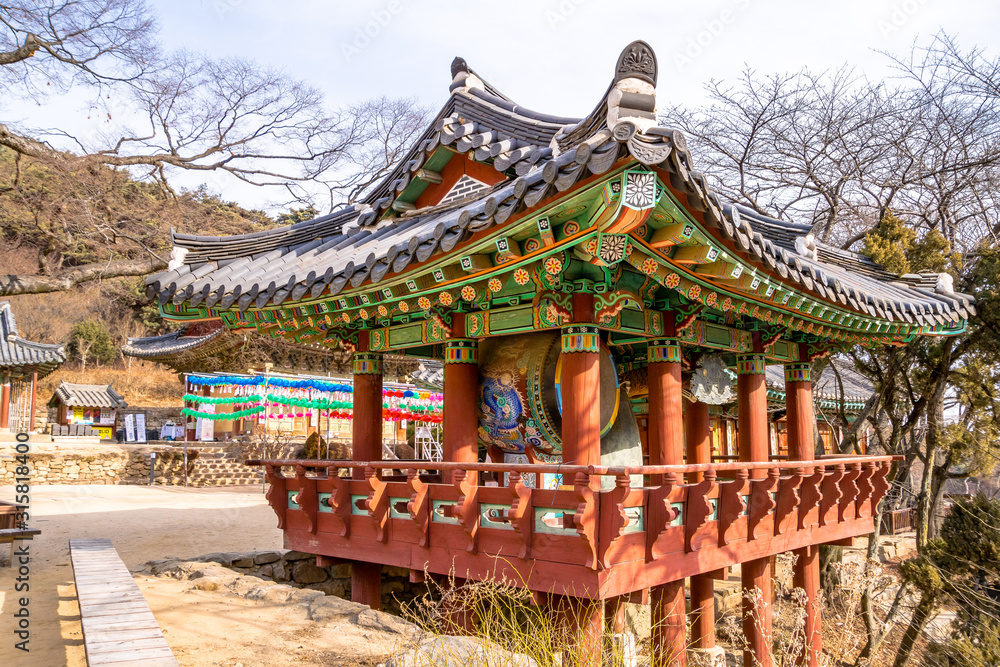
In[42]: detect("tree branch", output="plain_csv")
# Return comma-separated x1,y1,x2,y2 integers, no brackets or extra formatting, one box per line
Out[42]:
0,257,166,296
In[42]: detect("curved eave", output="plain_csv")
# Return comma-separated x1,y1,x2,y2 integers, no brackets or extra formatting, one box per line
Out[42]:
146,40,973,348
122,327,232,362
153,160,970,351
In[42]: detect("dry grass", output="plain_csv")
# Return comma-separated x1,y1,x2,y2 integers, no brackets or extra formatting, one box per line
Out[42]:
39,361,184,407
399,574,632,666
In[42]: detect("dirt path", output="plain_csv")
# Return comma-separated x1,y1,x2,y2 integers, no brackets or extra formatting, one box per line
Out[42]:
0,484,323,666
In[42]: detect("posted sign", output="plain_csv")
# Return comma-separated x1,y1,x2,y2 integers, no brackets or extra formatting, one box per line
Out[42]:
198,404,215,441
134,413,147,443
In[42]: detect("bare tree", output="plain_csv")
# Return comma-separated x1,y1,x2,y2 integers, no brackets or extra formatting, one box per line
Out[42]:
0,0,430,295
0,0,156,92
664,32,1000,666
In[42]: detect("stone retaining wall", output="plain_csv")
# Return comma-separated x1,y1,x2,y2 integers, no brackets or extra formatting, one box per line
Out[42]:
0,444,262,486
153,549,420,615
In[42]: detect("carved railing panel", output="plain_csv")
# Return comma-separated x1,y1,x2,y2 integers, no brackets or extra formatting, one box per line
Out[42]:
798,469,824,530
685,471,717,553
819,465,845,527
406,468,430,547
747,470,779,540
838,463,862,524
329,475,351,538
263,464,287,530
295,466,318,535
774,471,802,536
365,466,389,544
249,455,899,584
647,473,685,561
718,469,749,547
453,469,480,554
855,462,876,520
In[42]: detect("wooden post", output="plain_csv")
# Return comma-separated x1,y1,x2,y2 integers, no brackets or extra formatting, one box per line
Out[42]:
351,331,383,610
737,353,772,667
648,340,683,475
443,314,479,477
184,377,196,442
0,373,10,430
785,360,822,666
560,293,600,472
442,577,477,635
554,594,603,667
554,294,602,665
605,594,628,633
185,388,196,441
687,399,725,665
648,339,687,667
29,372,37,434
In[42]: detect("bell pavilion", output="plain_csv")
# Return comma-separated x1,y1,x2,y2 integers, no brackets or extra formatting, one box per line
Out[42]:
145,42,974,666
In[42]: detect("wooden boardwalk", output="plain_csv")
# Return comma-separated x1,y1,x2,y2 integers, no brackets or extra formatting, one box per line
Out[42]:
69,538,178,666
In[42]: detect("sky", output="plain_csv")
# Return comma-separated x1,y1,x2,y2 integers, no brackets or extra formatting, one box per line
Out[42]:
6,0,1000,213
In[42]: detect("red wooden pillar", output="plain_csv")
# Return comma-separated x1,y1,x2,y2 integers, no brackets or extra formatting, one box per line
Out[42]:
555,595,603,667
0,373,10,430
785,360,822,666
648,339,687,667
687,399,725,664
560,293,601,472
737,353,772,667
351,332,383,610
29,372,38,434
554,294,603,666
443,315,479,477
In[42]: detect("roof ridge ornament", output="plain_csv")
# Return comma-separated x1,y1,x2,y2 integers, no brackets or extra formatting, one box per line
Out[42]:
449,56,484,94
607,41,659,143
794,234,820,261
935,272,955,294
167,247,189,271
615,40,657,86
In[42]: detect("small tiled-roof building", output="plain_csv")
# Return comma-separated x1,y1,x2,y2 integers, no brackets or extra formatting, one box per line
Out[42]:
0,301,66,433
47,381,127,436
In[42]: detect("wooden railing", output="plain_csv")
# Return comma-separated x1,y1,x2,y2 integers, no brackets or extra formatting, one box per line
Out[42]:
246,456,897,596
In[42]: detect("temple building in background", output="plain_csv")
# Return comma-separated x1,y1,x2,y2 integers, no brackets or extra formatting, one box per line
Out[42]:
0,301,66,435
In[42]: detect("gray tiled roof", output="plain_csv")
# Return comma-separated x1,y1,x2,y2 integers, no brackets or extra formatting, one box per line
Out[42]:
410,360,444,389
146,42,975,329
122,325,230,360
48,381,127,409
0,301,66,379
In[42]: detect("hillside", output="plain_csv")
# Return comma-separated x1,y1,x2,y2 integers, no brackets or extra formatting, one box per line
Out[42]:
0,146,286,401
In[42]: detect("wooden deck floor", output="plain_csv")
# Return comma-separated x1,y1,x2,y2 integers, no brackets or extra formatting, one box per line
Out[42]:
69,538,178,666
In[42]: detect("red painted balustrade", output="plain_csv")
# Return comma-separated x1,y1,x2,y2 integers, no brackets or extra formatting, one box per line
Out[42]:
246,456,896,599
